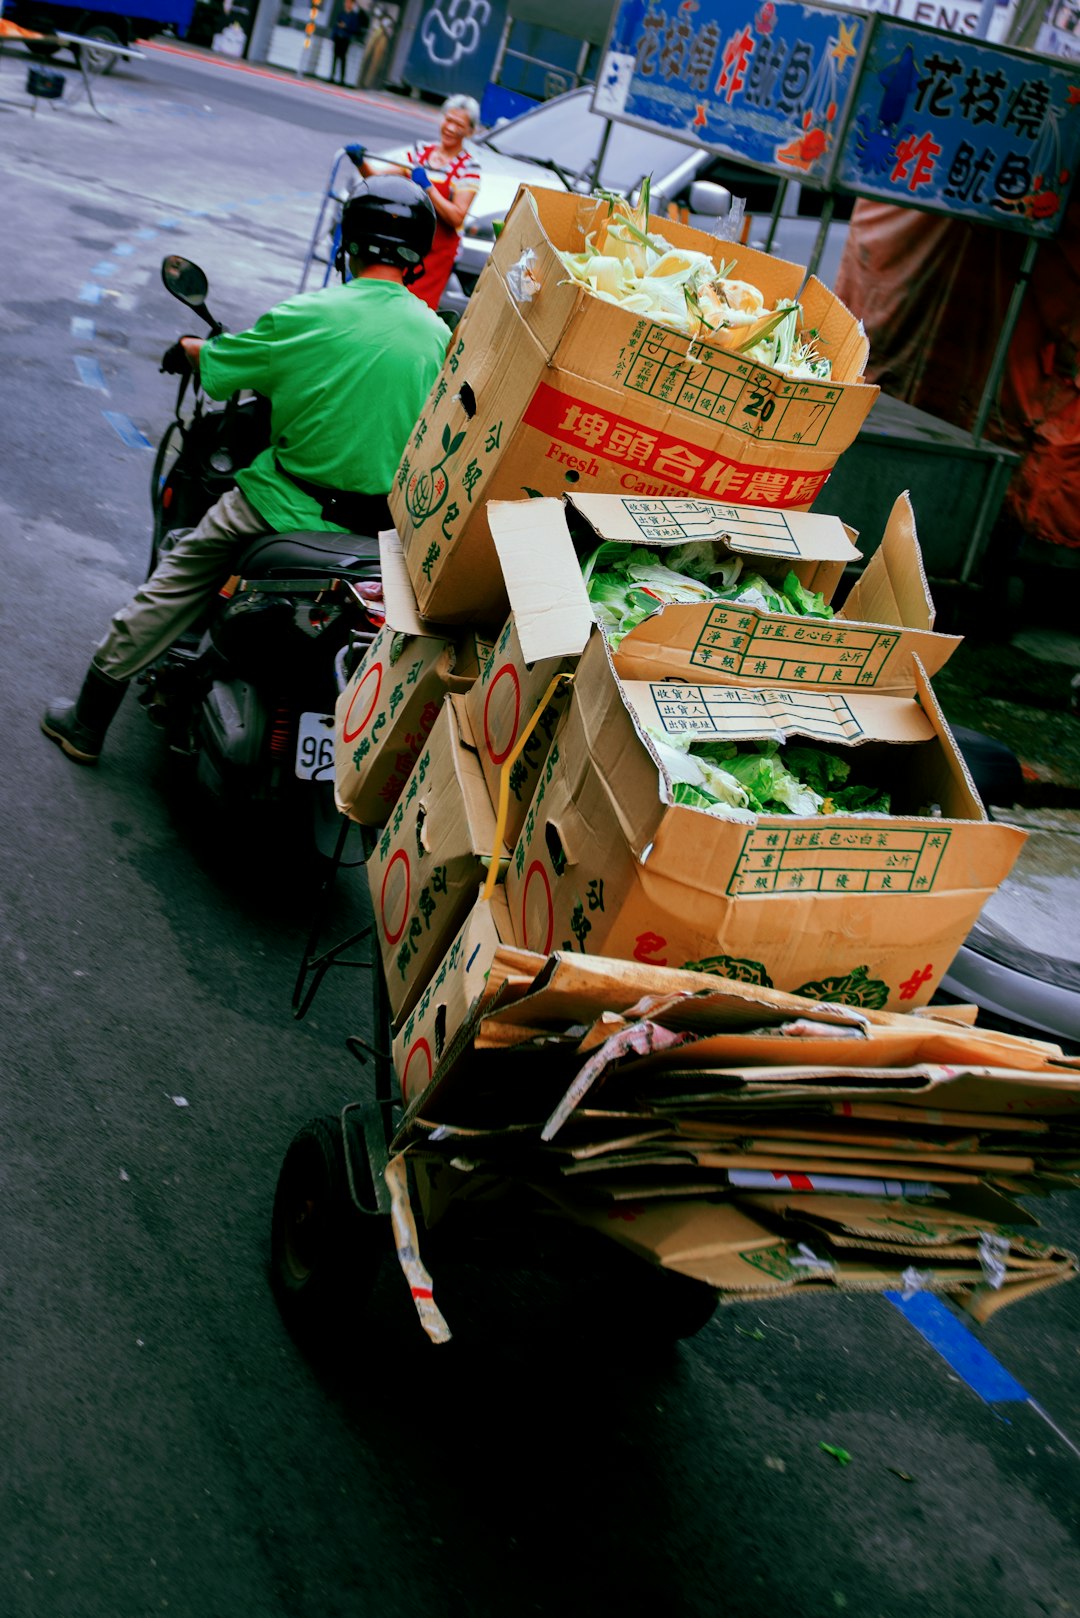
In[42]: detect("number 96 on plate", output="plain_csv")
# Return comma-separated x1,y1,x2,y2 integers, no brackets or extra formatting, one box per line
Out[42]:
295,712,335,780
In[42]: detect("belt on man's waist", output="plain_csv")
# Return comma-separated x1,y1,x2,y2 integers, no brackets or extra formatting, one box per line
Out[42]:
274,457,391,535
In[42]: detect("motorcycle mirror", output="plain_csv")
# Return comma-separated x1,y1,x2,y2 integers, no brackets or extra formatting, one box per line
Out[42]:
162,255,209,307
161,255,225,336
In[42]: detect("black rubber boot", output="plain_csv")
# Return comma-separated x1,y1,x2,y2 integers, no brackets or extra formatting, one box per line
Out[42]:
41,665,128,765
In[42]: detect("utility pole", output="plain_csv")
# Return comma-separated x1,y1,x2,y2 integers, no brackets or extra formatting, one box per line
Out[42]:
246,0,276,62
297,0,325,74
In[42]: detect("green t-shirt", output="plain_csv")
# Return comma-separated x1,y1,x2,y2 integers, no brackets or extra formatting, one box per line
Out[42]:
198,279,448,532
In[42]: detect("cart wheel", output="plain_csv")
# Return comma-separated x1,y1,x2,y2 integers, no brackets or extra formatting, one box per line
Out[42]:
270,1115,383,1352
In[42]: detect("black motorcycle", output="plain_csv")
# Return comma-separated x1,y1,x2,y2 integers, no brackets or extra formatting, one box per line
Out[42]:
141,255,384,854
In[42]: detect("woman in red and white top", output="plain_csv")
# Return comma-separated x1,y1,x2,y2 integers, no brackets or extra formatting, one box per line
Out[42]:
360,94,481,311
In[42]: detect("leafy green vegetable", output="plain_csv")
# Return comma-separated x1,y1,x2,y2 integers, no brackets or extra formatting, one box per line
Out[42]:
663,541,741,586
672,781,722,811
831,781,892,815
690,739,738,768
781,571,833,618
781,746,850,798
583,546,833,648
725,744,823,817
661,738,891,820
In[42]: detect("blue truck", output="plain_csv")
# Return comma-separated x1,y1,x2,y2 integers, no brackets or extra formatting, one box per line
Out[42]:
7,0,197,67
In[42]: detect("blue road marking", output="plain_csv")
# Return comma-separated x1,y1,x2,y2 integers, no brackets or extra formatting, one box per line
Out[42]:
74,356,108,393
76,189,317,456
103,412,152,450
887,1292,1029,1404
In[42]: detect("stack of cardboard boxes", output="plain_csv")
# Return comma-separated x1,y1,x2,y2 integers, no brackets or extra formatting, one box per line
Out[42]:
332,185,1073,1316
388,953,1080,1322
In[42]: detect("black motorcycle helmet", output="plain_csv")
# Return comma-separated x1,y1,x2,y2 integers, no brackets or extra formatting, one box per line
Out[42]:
338,177,436,285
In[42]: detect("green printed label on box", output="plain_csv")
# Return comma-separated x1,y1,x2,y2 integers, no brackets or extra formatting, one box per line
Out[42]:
648,685,865,743
616,498,806,551
728,826,952,897
623,324,841,447
690,609,901,687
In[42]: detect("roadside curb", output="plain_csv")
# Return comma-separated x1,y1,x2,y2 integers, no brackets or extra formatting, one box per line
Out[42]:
138,35,439,125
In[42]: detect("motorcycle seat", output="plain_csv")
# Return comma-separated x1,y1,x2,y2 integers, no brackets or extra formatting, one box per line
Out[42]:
236,530,381,581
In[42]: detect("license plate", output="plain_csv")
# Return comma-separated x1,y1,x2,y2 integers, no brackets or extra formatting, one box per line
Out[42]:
295,711,335,781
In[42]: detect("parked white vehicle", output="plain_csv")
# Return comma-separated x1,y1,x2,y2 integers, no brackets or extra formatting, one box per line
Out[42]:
440,85,852,317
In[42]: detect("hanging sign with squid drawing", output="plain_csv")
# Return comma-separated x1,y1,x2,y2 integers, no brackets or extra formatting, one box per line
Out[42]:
831,17,1080,235
595,0,870,187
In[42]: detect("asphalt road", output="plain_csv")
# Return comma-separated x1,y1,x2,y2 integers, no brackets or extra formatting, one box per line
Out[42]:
1,45,1079,1618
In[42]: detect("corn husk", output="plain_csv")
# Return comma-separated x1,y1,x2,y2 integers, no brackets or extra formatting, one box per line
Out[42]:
558,193,831,382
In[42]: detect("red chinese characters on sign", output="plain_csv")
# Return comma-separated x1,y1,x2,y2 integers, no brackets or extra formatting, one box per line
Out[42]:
890,132,942,193
523,383,831,509
715,25,754,103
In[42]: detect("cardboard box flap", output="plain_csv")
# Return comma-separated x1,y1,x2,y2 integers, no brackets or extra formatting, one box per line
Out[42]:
379,528,451,639
442,694,506,855
487,498,594,665
799,274,872,382
566,494,861,566
911,657,986,822
622,680,938,750
840,493,938,635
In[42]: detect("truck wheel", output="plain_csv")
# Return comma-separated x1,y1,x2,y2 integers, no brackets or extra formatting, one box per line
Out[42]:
270,1116,384,1354
25,15,61,57
81,21,123,73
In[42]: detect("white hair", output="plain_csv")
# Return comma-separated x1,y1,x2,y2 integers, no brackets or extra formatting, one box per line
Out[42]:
442,93,480,130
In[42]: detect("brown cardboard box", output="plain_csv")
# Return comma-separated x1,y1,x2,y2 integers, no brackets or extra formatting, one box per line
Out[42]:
333,533,488,825
461,554,590,846
371,694,508,1022
392,888,520,1103
502,631,1026,1013
486,489,960,697
390,186,880,622
372,484,951,854
537,1186,1076,1309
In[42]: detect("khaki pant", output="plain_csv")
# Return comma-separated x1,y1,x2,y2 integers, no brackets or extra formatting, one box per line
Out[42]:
94,487,268,681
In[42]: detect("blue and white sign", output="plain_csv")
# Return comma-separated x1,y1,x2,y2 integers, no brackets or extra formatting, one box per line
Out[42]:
402,0,508,102
831,19,1080,234
595,0,869,186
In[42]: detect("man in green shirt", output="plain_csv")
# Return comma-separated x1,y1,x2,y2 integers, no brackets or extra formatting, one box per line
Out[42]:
42,176,447,766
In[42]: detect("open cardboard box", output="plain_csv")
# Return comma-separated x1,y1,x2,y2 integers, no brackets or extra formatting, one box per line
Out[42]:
390,185,879,622
333,536,489,826
391,889,534,1103
386,488,957,850
502,629,1026,1014
488,488,960,697
370,693,508,1023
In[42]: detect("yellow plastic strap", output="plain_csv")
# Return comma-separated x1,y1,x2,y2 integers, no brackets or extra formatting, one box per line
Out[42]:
480,671,574,904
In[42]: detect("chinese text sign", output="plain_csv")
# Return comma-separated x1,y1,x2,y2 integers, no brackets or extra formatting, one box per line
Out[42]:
596,0,869,185
831,18,1080,233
